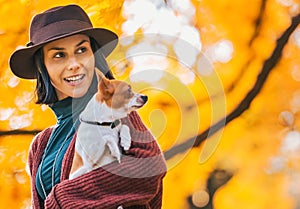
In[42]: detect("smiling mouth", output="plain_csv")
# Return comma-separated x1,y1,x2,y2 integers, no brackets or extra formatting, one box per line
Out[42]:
64,74,85,83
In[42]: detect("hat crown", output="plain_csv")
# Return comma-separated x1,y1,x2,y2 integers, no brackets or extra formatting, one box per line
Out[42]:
29,5,93,45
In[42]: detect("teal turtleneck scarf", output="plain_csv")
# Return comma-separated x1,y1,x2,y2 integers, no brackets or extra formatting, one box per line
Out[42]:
36,74,98,200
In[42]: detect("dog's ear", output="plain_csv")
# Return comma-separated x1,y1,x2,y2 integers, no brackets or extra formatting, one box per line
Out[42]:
98,76,114,101
95,68,105,81
95,68,114,99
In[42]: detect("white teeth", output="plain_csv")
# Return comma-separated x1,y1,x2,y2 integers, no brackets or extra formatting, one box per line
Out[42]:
64,75,84,82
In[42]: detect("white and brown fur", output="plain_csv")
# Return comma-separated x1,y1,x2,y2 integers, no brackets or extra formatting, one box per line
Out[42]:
69,70,148,179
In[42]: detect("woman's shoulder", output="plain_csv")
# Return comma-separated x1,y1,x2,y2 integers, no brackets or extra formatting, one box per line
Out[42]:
26,126,55,175
123,111,148,132
29,126,54,152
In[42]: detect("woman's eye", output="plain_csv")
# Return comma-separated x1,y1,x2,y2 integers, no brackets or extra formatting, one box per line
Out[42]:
77,47,87,54
53,52,65,58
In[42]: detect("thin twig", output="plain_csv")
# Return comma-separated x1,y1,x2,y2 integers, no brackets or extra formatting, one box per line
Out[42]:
249,0,267,46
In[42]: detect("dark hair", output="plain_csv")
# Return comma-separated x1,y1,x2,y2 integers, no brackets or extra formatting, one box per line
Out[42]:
34,37,114,105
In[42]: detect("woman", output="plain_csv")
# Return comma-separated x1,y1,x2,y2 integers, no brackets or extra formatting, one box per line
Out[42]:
9,4,166,209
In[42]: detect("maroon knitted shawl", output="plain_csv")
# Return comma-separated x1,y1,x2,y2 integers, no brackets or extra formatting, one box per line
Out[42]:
27,111,167,209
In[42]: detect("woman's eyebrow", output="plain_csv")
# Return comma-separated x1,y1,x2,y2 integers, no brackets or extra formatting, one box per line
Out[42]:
76,39,89,47
47,46,65,51
47,39,90,51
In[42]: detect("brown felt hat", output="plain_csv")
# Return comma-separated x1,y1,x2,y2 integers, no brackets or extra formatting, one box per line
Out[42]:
9,4,118,79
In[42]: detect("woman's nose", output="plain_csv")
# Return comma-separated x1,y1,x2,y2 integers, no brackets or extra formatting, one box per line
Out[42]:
67,56,80,71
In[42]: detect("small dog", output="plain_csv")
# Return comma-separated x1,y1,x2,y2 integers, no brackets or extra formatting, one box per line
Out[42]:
69,71,148,179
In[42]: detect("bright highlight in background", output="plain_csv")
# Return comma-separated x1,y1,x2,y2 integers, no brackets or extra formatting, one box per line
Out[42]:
121,0,203,84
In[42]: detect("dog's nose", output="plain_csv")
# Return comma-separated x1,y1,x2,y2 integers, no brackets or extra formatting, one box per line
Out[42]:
141,95,148,103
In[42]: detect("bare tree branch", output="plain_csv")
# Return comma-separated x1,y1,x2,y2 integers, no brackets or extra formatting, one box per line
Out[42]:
0,129,41,137
164,13,300,160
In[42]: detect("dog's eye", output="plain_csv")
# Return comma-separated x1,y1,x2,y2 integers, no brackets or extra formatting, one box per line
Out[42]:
126,87,133,98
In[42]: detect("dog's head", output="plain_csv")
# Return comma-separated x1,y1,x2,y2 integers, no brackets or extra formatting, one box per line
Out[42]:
95,71,148,115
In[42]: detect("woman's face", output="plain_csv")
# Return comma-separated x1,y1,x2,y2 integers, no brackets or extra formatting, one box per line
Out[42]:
43,34,95,100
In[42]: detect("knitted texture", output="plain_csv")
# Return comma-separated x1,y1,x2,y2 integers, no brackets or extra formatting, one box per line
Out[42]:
28,111,167,209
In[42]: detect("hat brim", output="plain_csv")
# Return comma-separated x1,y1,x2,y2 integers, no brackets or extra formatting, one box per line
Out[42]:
9,28,118,79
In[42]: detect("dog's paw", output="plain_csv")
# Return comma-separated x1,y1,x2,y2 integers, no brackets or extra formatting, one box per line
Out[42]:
120,125,131,151
106,138,121,163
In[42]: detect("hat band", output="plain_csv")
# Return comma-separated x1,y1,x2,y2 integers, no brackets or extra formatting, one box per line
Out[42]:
31,20,93,45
